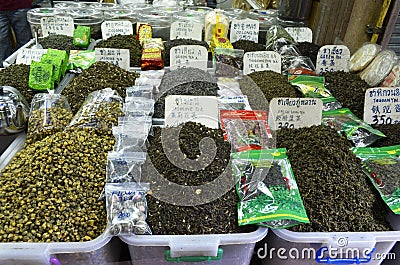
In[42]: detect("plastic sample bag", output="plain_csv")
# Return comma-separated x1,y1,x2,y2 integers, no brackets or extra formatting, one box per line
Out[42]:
112,122,152,152
353,145,400,214
106,151,146,183
232,149,309,228
214,48,244,78
126,85,154,100
349,43,381,72
359,49,397,87
105,182,152,235
322,108,386,147
123,98,155,117
266,25,297,51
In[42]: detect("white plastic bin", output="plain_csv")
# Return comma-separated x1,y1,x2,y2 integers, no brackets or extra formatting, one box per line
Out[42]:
120,226,268,265
259,212,400,265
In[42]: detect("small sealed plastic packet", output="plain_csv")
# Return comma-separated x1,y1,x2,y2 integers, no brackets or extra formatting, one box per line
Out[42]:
28,61,54,91
123,98,155,117
232,149,309,228
126,85,154,100
266,25,297,51
73,25,91,48
105,182,152,235
349,42,381,72
112,123,152,152
359,49,397,87
322,108,386,147
214,48,244,78
106,151,146,183
353,145,400,214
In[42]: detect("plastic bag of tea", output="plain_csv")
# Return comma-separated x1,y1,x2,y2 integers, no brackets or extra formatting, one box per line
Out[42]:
112,122,152,152
286,56,317,76
126,85,154,100
73,25,91,48
218,95,252,111
67,50,96,71
381,64,400,87
349,42,381,72
359,49,397,87
322,108,386,147
67,88,124,134
220,110,275,151
232,149,309,228
105,182,152,235
106,151,146,183
288,74,342,111
141,38,164,71
26,93,73,145
214,48,244,78
28,61,54,91
123,98,155,117
40,54,63,83
135,77,162,94
266,25,297,51
204,10,230,42
353,145,400,214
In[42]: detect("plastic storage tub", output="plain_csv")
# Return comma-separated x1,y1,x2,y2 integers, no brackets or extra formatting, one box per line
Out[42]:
120,226,268,265
260,212,400,265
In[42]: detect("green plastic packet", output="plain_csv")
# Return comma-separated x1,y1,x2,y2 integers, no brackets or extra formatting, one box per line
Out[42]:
231,148,309,228
29,61,54,91
353,145,400,214
288,74,342,111
66,50,96,70
46,49,69,77
322,108,385,147
40,54,63,83
73,25,91,48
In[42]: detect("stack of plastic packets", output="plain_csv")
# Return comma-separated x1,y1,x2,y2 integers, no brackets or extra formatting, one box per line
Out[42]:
104,83,156,236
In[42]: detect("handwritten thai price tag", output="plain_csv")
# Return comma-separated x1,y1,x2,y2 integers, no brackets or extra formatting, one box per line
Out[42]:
170,45,208,71
230,19,259,43
101,20,134,40
170,21,202,41
364,87,400,125
285,27,312,42
95,48,130,70
243,51,281,75
316,45,350,74
41,16,74,37
16,49,47,65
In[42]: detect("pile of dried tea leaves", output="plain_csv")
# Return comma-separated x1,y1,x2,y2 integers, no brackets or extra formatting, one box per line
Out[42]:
232,40,266,53
324,71,370,119
62,61,138,113
0,64,36,104
37,34,78,53
144,122,256,235
371,123,400,147
277,125,391,232
163,39,209,66
296,42,320,67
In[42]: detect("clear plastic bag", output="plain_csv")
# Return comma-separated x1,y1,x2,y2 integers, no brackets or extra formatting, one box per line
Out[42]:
106,151,146,183
266,25,297,51
135,77,162,94
113,122,152,152
139,69,165,79
204,10,230,42
67,88,124,135
286,56,316,75
214,48,244,78
26,93,73,145
105,182,152,235
123,98,155,117
126,85,154,100
349,43,381,72
359,49,397,87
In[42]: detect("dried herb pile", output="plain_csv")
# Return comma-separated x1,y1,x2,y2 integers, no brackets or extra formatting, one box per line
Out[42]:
324,71,370,119
277,125,390,232
296,42,320,67
37,34,78,53
232,40,266,53
96,34,142,67
0,129,114,242
371,124,400,147
62,61,138,113
0,64,35,104
163,39,209,66
144,122,255,235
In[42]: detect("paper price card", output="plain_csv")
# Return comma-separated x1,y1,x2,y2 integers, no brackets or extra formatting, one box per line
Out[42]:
285,27,313,42
101,20,134,40
16,49,47,65
229,19,259,43
95,48,130,70
41,16,74,37
316,45,350,74
170,21,202,41
165,95,219,129
269,98,323,130
243,51,281,75
364,87,400,125
170,45,208,71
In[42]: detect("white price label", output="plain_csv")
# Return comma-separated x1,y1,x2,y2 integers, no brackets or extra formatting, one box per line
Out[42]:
95,48,130,70
285,27,313,42
170,45,208,71
16,49,48,65
165,95,219,129
243,51,281,75
40,16,74,37
269,98,323,130
364,87,400,125
229,19,259,43
170,21,203,41
316,45,350,74
101,20,134,40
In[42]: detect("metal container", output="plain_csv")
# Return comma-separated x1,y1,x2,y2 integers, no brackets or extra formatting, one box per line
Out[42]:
0,86,29,136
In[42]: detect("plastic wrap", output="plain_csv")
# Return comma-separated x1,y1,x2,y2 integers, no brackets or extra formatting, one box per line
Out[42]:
286,56,316,75
381,64,400,87
232,149,309,228
112,122,152,152
322,108,386,147
105,182,152,236
67,88,124,134
106,151,146,183
26,93,73,145
204,10,230,42
135,78,162,94
359,49,397,87
123,98,155,117
349,43,381,72
126,85,154,100
266,25,297,51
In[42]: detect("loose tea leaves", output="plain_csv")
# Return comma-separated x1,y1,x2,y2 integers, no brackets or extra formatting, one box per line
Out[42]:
232,149,309,228
36,34,79,54
163,39,209,66
232,40,266,53
295,42,320,67
277,125,391,232
371,123,400,147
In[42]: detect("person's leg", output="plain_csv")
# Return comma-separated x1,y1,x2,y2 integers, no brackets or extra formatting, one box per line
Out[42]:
0,11,11,67
9,8,32,49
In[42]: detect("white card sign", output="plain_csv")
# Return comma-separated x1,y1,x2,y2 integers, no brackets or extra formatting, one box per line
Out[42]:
269,98,323,130
16,49,47,65
170,21,203,41
165,95,219,129
229,19,259,43
364,87,400,125
285,27,313,42
170,45,208,71
243,51,281,75
316,45,350,74
95,48,130,70
40,16,74,37
101,20,134,40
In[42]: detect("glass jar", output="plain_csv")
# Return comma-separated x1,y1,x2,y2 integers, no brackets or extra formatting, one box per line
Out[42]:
103,8,136,23
125,3,153,13
87,2,120,14
27,8,60,37
173,10,204,26
137,12,173,40
68,9,104,40
221,8,247,21
54,1,86,9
